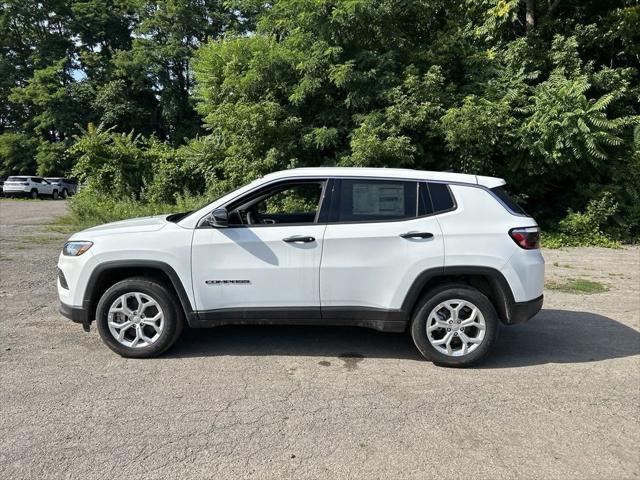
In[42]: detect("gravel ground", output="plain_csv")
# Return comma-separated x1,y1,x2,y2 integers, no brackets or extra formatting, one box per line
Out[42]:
1,198,638,480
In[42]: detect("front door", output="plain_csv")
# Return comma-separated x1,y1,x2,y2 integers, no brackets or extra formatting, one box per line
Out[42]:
191,179,328,314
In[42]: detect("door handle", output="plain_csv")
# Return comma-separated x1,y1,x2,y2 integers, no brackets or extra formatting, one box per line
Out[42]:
400,231,434,239
283,235,316,243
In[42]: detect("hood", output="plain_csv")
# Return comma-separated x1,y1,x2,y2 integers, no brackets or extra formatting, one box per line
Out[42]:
73,215,168,238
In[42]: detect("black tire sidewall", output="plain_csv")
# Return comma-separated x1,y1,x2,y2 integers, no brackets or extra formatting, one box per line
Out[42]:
31,189,38,199
96,278,183,358
411,285,498,367
52,190,58,199
62,188,68,198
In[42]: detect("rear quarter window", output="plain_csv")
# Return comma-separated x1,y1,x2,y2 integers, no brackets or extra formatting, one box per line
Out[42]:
427,182,456,213
490,186,527,215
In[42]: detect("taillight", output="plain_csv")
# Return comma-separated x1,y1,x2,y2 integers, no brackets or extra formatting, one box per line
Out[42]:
509,227,540,249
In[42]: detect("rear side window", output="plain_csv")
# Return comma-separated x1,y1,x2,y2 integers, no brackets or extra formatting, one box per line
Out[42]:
491,186,526,215
331,179,417,222
427,182,455,213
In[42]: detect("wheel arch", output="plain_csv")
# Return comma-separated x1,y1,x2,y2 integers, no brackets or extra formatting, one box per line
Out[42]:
83,260,193,326
402,266,516,325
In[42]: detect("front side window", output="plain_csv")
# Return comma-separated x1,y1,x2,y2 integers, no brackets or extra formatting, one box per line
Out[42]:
331,179,418,222
229,181,325,225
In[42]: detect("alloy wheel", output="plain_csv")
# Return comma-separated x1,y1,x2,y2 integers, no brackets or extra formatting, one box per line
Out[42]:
426,299,486,356
107,292,164,348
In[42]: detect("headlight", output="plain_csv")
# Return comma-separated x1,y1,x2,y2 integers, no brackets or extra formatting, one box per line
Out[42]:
62,241,93,256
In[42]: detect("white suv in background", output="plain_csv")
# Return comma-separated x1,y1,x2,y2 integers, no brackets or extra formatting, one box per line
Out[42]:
3,176,60,199
58,168,544,367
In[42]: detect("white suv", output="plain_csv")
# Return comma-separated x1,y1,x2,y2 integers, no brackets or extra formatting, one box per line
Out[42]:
3,176,60,199
58,168,544,367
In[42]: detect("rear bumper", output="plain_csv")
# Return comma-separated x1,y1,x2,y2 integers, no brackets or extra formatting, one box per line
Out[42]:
507,294,543,325
59,302,91,331
3,190,31,196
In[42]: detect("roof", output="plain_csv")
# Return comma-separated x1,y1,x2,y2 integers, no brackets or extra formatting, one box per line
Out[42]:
262,167,505,189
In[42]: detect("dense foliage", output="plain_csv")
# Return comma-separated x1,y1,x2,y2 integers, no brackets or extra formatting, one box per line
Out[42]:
1,0,639,241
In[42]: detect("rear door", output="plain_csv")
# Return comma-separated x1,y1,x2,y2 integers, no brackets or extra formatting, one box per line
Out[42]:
320,178,445,315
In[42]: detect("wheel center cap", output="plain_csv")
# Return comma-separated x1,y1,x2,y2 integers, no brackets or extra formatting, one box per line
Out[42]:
131,315,141,324
451,323,460,331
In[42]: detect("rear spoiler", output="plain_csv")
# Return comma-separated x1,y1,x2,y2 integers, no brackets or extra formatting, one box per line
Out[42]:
475,175,506,189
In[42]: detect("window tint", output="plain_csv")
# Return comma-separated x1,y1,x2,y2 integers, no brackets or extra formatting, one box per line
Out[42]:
427,182,455,213
418,182,433,216
7,176,27,181
332,179,417,222
490,186,527,215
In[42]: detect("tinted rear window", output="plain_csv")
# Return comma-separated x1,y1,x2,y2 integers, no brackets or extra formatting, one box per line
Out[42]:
7,176,28,181
427,183,455,213
490,186,526,215
331,179,418,222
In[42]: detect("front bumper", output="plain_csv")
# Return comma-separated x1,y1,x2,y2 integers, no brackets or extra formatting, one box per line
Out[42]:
59,302,91,332
508,294,543,324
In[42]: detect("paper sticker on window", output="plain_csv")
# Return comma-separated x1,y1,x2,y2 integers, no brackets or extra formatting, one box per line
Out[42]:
352,183,405,216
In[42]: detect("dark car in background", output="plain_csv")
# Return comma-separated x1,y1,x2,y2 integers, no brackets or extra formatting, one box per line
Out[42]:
45,178,78,198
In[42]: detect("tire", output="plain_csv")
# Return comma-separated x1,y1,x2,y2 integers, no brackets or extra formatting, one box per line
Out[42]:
52,189,59,200
411,284,498,368
30,189,38,199
61,188,68,199
96,277,184,358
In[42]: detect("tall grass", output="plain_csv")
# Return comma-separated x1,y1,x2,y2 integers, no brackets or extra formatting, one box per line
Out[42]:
53,189,207,233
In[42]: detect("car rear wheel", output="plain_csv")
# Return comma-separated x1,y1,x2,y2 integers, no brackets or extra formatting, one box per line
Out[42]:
52,189,59,200
96,277,184,358
411,284,498,367
30,189,38,199
61,188,68,199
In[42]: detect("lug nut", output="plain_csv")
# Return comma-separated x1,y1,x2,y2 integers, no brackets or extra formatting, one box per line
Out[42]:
449,320,453,324
447,328,451,331
454,332,458,336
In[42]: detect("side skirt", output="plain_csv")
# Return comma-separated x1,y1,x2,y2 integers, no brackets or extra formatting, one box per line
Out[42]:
188,307,408,333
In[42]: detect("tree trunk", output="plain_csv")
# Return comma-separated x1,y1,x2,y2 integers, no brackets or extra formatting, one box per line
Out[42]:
525,0,535,31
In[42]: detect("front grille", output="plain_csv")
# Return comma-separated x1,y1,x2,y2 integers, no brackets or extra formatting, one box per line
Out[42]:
58,268,69,289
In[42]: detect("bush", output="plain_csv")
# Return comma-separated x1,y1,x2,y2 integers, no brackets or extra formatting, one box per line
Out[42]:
542,193,621,248
61,189,206,229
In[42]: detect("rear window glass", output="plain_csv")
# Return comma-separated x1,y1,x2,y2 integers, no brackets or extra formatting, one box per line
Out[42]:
7,176,28,181
427,183,455,213
418,182,433,216
332,179,417,222
490,186,527,215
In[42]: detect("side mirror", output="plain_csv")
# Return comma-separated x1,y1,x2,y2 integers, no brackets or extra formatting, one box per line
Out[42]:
208,207,229,228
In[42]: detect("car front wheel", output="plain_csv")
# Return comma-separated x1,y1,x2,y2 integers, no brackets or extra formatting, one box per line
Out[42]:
96,277,184,358
411,284,498,367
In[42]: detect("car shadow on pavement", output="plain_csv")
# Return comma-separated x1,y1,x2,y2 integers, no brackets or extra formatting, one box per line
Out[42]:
481,309,640,368
166,309,640,367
